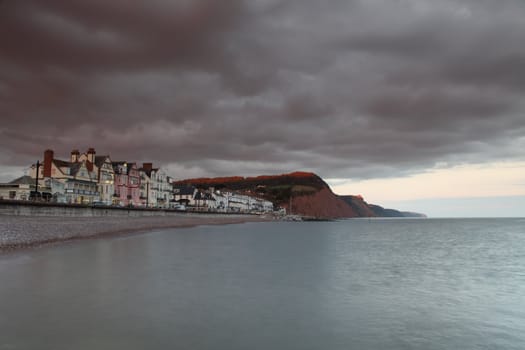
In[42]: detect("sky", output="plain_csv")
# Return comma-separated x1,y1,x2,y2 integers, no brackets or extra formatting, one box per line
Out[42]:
1,0,524,217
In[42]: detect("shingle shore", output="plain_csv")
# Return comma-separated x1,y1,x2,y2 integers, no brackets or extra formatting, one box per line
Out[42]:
0,213,271,252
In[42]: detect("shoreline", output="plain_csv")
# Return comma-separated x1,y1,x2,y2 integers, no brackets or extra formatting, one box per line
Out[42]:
0,213,273,254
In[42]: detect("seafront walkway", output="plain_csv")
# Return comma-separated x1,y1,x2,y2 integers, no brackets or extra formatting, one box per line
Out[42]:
0,202,271,251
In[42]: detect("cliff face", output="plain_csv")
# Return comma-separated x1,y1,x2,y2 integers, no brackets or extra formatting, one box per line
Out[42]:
288,187,358,218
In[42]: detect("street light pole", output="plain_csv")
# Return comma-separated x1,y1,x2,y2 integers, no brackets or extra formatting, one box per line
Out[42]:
146,181,149,208
34,160,40,199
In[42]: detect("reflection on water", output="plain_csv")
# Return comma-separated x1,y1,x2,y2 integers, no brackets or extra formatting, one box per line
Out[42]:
1,219,525,350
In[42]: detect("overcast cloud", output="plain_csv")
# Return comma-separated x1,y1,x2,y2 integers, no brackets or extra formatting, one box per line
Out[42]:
1,0,524,180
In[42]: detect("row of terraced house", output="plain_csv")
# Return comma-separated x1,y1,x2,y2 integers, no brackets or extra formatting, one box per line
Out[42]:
0,148,275,213
0,148,174,208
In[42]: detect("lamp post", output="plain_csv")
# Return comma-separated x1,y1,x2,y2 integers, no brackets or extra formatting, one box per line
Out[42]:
146,181,149,208
34,160,40,200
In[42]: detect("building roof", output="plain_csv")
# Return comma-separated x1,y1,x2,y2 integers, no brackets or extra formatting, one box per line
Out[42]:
94,155,110,167
69,162,83,176
173,185,195,196
194,191,215,200
9,175,35,185
52,159,72,168
112,161,127,174
139,168,152,177
139,167,160,177
112,161,138,175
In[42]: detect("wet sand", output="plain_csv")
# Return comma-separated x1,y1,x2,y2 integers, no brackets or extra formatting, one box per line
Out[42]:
0,213,272,252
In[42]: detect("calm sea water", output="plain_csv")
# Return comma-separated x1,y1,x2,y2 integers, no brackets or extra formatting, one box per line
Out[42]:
1,218,525,350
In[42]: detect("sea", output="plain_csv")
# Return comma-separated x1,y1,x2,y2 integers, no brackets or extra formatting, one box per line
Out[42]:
1,218,524,350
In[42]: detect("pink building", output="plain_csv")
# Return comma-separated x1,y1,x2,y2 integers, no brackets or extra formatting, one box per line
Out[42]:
112,162,141,207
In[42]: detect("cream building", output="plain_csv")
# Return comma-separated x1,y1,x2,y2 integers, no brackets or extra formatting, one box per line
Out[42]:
30,149,100,204
139,163,172,208
77,148,115,205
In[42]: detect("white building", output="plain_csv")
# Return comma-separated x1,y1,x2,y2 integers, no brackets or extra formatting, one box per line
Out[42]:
139,163,173,208
75,149,115,205
30,149,100,204
0,176,35,201
212,192,229,212
211,190,274,213
227,193,251,212
172,185,197,207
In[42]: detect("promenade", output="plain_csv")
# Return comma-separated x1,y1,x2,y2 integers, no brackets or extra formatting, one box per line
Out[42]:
0,212,270,252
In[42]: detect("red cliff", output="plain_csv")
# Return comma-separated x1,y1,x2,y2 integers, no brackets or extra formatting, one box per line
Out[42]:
287,187,359,218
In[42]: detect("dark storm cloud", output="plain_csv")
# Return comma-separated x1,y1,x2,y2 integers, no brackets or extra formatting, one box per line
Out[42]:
1,0,524,181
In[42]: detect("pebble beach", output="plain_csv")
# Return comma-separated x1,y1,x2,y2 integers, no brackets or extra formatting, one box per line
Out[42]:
0,213,271,252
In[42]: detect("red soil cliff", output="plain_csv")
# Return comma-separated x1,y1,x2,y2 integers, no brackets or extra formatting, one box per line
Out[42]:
287,187,358,218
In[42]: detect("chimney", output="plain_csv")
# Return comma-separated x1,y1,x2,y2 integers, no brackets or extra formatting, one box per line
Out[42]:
87,148,96,163
70,149,80,163
143,163,153,172
43,149,54,177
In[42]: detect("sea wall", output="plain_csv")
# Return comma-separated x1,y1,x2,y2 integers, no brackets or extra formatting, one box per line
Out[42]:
0,200,219,217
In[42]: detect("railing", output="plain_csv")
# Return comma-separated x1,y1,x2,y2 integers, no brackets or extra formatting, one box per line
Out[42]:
65,189,100,195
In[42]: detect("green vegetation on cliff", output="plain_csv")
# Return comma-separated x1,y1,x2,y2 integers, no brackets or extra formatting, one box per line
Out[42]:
175,172,325,208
